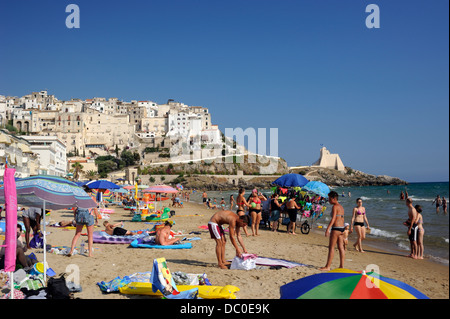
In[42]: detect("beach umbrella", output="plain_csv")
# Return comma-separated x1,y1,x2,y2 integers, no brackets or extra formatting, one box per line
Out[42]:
302,181,330,198
85,180,120,190
272,174,309,188
123,185,135,190
113,188,128,194
0,175,97,283
137,184,149,189
280,268,429,299
143,185,178,210
1,163,17,299
143,185,178,194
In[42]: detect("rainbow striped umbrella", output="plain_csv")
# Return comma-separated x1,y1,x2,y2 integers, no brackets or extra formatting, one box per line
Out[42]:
280,269,429,299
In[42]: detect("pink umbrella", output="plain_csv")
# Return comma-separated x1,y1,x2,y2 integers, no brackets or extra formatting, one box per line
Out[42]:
143,185,178,210
0,164,17,299
143,185,178,193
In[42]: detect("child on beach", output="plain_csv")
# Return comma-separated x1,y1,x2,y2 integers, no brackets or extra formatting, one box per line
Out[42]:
319,191,345,271
220,198,226,210
208,210,249,269
343,223,349,251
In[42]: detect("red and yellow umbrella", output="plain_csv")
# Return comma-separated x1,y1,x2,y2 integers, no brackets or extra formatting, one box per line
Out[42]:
280,268,429,299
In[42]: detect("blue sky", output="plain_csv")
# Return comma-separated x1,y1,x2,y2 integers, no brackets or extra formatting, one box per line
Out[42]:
0,0,448,182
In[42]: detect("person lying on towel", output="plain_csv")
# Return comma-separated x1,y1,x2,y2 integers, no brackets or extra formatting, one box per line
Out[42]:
103,221,139,236
155,221,181,246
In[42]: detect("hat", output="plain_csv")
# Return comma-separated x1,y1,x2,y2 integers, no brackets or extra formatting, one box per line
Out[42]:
252,189,257,193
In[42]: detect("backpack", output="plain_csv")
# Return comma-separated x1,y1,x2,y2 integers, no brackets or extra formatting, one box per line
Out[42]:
47,273,71,299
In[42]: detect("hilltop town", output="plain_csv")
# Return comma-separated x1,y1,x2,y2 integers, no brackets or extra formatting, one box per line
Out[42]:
0,90,407,187
0,90,288,182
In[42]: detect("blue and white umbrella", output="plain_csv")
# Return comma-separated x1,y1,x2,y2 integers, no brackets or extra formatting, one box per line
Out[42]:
303,181,330,198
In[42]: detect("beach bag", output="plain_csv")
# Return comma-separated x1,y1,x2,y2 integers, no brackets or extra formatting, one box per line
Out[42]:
230,255,257,270
75,208,92,225
29,233,44,249
47,273,70,299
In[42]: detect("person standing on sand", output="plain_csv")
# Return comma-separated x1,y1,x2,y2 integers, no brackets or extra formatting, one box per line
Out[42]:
202,191,208,207
319,191,345,271
247,189,267,236
236,188,250,237
414,205,425,260
208,210,249,269
269,193,282,232
68,207,97,257
405,198,418,259
229,195,236,209
22,207,42,249
350,198,370,253
286,193,301,235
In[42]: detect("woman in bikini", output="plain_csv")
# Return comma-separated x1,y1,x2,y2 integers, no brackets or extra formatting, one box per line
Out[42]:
236,188,250,237
350,198,370,252
415,205,425,259
247,189,266,236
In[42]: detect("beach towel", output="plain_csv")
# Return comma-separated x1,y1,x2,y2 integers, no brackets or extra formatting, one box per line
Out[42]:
97,276,133,293
228,254,307,269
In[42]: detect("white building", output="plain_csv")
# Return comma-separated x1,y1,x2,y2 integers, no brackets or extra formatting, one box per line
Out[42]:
0,129,39,178
21,135,67,177
311,147,345,172
0,96,6,127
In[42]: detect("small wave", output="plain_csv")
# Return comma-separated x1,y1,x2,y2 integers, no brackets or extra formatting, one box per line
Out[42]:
397,241,410,251
408,196,433,202
368,227,401,240
429,255,449,265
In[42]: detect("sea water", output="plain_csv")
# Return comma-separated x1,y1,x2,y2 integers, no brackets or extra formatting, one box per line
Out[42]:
189,182,449,265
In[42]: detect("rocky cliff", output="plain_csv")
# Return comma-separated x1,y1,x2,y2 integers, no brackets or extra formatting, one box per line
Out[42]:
290,166,408,187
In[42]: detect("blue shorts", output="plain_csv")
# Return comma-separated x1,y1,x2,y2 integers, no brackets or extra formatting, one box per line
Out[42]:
269,210,280,222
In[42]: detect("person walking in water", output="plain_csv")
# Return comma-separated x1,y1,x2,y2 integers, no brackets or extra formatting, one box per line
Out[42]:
432,195,442,214
350,198,370,253
320,191,345,271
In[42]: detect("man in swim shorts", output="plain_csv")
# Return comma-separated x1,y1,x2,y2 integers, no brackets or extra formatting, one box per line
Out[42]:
103,221,138,236
155,221,180,246
208,210,249,269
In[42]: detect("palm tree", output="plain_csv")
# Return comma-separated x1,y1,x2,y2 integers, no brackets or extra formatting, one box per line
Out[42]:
71,162,84,181
85,170,98,180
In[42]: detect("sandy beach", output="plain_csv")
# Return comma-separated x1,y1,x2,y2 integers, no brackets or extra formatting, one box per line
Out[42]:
21,201,449,299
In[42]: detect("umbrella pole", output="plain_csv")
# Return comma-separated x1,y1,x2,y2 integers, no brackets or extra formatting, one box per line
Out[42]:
43,200,47,283
9,271,14,299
